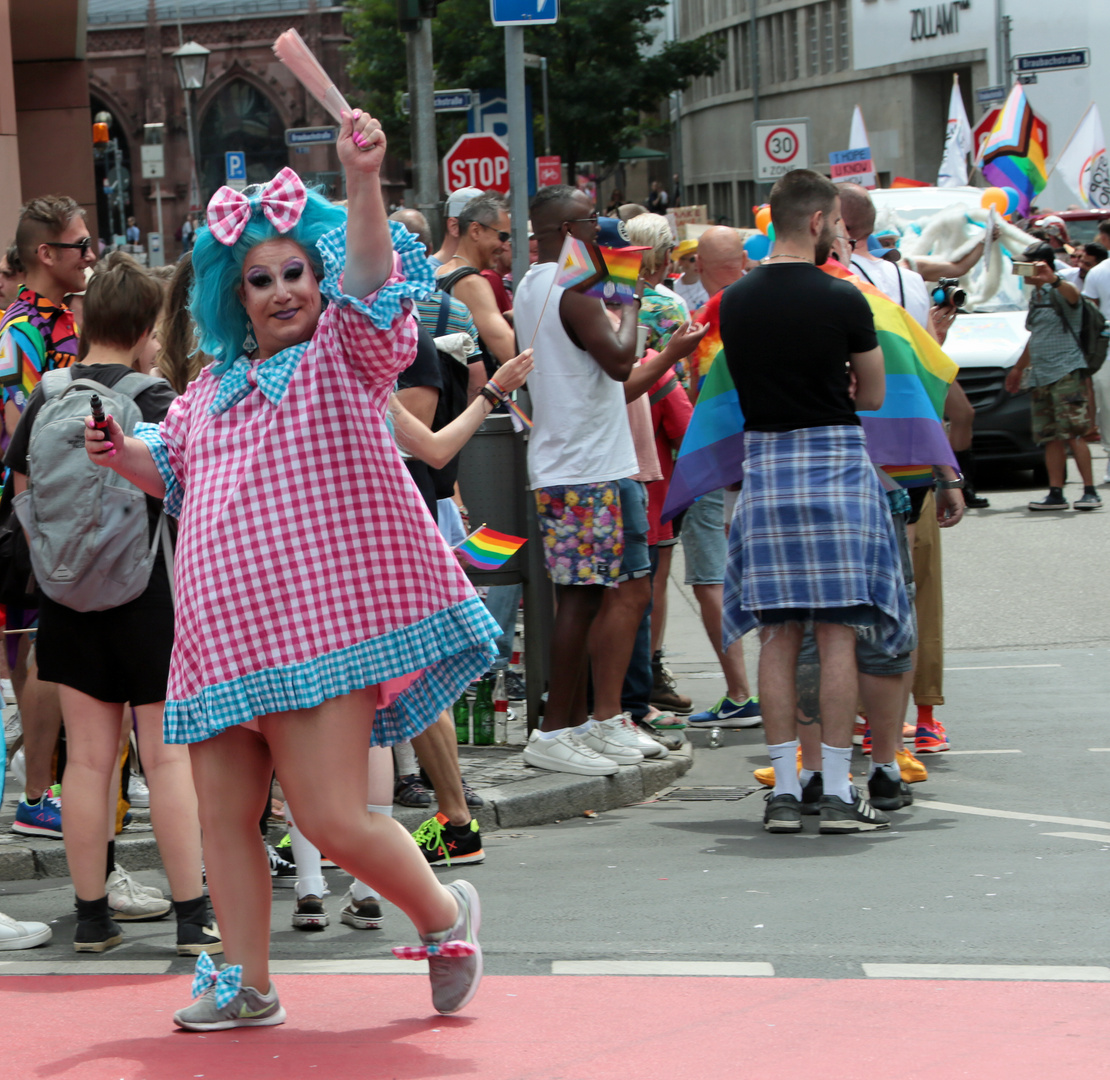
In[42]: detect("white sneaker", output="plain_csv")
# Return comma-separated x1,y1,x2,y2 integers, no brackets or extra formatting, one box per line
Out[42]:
112,863,163,899
1102,466,1110,486
10,746,25,794
621,716,669,759
522,728,619,776
0,910,51,950
579,717,644,765
107,866,171,920
128,774,150,808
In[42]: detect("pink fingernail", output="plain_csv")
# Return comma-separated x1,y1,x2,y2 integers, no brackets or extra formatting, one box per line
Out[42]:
109,449,117,457
353,109,362,120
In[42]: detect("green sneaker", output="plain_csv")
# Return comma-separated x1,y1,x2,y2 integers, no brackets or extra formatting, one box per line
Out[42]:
412,813,485,866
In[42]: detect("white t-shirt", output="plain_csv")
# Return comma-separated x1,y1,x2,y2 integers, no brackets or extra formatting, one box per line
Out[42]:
851,252,931,328
1082,258,1110,316
513,261,638,490
672,277,709,311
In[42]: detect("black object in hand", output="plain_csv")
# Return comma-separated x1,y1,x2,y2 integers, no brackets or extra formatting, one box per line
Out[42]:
90,394,108,430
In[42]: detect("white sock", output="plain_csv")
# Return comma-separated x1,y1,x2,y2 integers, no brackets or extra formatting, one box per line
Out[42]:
537,726,565,740
572,718,594,735
769,741,801,799
821,743,853,801
393,740,418,777
350,878,380,902
799,768,817,786
868,759,900,782
286,814,326,900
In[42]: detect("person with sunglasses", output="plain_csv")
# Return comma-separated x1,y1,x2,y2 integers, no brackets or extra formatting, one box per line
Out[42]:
435,192,517,375
0,195,96,849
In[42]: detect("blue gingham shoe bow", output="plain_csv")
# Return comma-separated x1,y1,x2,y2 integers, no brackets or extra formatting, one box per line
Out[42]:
192,951,243,1008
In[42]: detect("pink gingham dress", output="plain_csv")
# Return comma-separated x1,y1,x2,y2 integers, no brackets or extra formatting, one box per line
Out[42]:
134,223,499,744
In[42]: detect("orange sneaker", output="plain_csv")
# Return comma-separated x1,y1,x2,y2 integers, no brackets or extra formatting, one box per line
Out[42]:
896,747,928,783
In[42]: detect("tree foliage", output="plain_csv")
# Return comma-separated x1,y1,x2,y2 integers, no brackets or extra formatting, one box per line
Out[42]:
344,0,722,175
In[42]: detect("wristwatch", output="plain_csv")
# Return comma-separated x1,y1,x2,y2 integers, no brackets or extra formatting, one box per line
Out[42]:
935,477,964,489
1048,275,1062,289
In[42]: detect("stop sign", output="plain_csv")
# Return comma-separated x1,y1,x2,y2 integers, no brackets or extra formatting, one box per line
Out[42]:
443,133,510,194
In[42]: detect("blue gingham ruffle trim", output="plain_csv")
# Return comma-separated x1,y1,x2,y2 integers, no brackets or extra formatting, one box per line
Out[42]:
133,422,183,518
161,596,499,745
318,221,435,330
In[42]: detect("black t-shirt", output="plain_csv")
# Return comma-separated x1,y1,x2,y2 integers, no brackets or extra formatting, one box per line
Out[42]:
719,264,878,432
4,363,177,533
395,326,442,522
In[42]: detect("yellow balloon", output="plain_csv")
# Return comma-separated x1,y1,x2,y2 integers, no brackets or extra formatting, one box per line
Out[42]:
755,206,773,235
981,187,1008,214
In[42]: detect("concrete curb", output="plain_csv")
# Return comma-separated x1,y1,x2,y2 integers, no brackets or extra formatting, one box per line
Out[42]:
0,743,693,881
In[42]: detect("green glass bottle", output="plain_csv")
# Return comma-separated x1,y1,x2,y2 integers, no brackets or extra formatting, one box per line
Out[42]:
453,692,470,745
472,677,495,746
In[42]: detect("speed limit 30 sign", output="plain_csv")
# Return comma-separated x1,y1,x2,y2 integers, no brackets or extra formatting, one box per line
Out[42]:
752,118,810,181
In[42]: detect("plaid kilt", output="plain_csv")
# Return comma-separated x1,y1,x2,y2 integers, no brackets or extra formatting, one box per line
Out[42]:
722,425,914,657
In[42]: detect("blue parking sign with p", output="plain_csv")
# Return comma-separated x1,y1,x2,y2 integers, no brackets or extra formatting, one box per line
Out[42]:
491,0,558,25
225,151,247,183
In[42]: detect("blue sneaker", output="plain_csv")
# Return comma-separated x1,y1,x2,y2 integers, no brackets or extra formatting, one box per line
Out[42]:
686,695,762,729
12,790,63,838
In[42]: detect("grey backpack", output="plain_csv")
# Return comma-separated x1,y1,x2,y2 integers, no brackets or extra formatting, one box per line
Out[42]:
13,368,169,612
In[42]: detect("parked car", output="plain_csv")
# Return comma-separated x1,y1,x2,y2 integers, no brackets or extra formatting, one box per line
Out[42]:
870,186,1038,472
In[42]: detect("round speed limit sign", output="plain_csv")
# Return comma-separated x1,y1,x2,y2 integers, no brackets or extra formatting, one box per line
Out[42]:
753,118,810,181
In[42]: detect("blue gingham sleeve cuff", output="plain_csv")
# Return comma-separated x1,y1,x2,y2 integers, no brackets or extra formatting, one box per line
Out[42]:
318,221,435,330
133,421,184,518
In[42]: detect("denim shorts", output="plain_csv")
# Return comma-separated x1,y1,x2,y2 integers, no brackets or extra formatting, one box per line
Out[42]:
682,488,727,585
616,478,651,584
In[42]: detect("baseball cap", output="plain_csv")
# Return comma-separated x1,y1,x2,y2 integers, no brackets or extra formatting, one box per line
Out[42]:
597,216,631,248
445,187,484,219
1022,241,1057,264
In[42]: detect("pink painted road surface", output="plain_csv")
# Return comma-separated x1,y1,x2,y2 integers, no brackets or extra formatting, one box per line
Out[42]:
4,974,1110,1079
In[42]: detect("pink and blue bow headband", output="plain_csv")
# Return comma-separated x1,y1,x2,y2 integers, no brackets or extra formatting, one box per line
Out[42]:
206,166,308,247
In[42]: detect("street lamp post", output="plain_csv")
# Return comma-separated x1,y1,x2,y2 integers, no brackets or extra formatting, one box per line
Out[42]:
172,40,210,215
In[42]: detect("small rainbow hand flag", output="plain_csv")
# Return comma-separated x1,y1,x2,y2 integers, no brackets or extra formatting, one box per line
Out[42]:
555,236,648,305
454,525,527,570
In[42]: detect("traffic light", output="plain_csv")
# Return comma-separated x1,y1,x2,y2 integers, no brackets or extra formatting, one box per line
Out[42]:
93,122,109,144
397,0,440,31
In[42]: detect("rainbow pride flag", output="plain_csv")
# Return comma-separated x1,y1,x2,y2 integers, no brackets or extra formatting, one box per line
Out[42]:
978,83,1048,215
661,264,959,521
554,236,648,305
455,526,527,570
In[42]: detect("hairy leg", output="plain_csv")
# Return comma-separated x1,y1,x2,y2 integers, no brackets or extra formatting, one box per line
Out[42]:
411,713,470,825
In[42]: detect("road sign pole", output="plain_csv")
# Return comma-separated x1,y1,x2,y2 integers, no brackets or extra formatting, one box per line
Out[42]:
407,19,442,246
504,25,529,290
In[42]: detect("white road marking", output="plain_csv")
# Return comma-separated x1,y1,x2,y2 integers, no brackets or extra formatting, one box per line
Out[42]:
0,960,172,975
915,800,1110,830
1089,748,1110,752
943,664,1062,671
863,964,1110,981
269,959,428,974
552,961,774,976
1041,832,1110,844
942,749,1023,755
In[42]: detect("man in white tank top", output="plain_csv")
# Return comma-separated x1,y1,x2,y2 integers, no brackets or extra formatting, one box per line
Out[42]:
513,185,648,777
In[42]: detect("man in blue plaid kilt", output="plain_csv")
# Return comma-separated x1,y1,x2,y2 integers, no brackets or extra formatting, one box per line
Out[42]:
718,170,913,835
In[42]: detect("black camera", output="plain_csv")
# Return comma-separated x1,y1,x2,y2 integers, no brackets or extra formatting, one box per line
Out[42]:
931,277,966,308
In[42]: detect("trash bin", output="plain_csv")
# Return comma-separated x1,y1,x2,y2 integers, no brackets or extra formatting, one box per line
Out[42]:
454,413,529,586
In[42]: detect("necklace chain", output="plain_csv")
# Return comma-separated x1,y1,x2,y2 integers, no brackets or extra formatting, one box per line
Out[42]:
766,253,813,264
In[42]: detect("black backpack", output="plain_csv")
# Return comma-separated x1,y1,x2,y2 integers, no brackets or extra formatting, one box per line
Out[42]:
1048,287,1108,375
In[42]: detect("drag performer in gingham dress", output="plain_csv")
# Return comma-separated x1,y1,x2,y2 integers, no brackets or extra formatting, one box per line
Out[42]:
85,109,496,1030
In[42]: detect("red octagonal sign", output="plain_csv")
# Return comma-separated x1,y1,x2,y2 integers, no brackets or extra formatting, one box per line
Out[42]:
443,133,510,194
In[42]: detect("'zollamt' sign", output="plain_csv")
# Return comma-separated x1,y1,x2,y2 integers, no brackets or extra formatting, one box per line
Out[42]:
910,0,971,41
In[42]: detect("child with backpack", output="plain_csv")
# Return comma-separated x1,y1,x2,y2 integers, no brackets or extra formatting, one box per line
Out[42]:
5,251,218,956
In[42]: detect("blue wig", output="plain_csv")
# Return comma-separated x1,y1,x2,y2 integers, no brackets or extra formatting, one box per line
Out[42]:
190,186,348,375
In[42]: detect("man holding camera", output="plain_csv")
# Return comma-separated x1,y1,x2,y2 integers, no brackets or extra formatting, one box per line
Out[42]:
1005,242,1101,512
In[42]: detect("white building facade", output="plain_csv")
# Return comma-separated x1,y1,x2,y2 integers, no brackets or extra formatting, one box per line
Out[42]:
676,0,1109,225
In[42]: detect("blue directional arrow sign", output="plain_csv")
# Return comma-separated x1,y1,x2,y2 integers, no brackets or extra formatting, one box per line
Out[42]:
491,0,558,25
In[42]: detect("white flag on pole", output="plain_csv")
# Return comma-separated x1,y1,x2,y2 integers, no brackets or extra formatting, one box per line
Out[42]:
848,106,877,189
1053,103,1110,210
937,75,972,187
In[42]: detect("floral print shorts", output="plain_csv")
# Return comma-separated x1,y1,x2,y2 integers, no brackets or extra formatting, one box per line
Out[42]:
534,481,624,586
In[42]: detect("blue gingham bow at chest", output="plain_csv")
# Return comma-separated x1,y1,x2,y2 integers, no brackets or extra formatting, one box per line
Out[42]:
207,342,309,416
192,950,243,1008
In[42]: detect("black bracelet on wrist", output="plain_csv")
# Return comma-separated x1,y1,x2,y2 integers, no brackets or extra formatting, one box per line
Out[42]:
478,386,501,408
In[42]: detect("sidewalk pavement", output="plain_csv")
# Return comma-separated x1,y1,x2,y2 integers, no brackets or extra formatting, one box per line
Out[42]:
0,552,743,881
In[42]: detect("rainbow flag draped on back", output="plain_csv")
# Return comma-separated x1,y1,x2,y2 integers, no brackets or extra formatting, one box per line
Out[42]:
977,83,1048,215
661,264,959,521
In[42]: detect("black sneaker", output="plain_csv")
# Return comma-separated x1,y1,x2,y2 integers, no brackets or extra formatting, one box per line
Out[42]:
817,789,891,833
1073,488,1103,511
504,670,526,701
762,792,802,833
1029,488,1068,511
461,778,485,809
964,489,990,509
291,895,329,930
867,767,914,811
266,843,297,888
413,813,486,866
799,772,823,815
394,773,432,809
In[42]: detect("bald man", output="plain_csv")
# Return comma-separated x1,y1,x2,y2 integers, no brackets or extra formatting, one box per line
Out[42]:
680,226,759,732
389,208,433,254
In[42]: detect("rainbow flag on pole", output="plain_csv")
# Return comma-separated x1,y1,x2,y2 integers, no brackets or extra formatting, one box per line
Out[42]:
977,83,1049,215
455,525,527,570
661,264,959,521
555,236,648,305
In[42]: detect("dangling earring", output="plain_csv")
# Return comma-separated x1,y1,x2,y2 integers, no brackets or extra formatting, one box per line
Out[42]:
243,325,257,354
